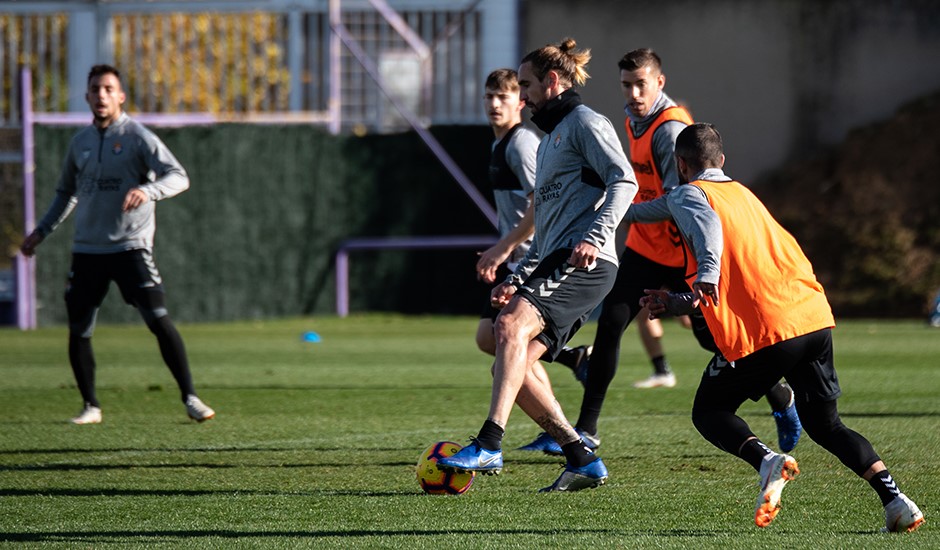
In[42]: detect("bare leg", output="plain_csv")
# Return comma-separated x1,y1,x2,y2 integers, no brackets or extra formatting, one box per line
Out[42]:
487,296,545,427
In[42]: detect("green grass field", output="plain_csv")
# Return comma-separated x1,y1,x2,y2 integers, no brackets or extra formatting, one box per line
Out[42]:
1,316,937,548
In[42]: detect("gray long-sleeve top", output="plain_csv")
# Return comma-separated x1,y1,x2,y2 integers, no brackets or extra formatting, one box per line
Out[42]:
35,112,189,254
513,93,637,280
624,167,728,287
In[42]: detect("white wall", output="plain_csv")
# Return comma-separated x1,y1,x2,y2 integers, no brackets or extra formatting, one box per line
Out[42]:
523,0,940,182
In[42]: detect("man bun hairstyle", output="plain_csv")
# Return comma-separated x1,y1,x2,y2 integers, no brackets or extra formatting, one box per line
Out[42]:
618,48,662,73
675,123,724,172
485,68,519,92
521,37,591,88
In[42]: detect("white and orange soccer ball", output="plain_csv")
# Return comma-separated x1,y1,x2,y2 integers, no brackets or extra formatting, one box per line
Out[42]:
416,441,476,495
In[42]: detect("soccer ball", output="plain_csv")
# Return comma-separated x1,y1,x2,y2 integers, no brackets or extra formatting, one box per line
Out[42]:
416,441,475,495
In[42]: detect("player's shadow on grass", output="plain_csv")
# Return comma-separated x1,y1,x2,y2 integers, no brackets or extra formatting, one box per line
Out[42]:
0,459,414,472
0,488,416,498
0,526,887,543
1,445,419,455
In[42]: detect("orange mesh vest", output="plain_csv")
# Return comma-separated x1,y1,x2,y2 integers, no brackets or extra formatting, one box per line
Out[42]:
686,180,835,361
626,106,694,267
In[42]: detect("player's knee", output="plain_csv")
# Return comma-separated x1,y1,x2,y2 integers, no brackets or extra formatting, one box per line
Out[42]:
493,307,530,347
475,322,497,355
140,307,171,333
476,336,496,356
691,407,720,440
66,306,97,339
596,303,632,335
796,400,840,440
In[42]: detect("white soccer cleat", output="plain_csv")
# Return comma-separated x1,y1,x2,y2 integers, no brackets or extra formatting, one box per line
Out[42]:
882,494,925,533
754,453,800,528
185,395,216,422
70,405,102,425
632,372,676,389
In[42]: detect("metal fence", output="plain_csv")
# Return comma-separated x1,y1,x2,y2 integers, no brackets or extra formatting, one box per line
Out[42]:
0,0,516,131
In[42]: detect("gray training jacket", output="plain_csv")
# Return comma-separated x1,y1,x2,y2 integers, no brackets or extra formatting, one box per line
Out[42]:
35,112,189,254
513,93,637,281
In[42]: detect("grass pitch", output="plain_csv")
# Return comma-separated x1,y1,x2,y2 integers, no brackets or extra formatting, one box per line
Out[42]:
0,315,936,548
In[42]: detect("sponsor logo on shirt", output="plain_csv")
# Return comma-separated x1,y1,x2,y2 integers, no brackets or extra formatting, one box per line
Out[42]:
632,159,654,175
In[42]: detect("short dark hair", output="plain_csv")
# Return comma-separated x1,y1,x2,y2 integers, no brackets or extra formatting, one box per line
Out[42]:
87,64,121,87
485,68,519,92
618,48,662,73
675,123,724,172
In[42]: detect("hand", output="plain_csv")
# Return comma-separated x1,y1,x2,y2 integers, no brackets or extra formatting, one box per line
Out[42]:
568,241,599,269
693,282,720,307
639,288,671,319
490,282,517,309
476,245,511,284
123,188,150,211
20,230,44,257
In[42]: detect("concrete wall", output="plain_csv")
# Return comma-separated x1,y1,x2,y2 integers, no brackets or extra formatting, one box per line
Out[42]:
522,0,940,182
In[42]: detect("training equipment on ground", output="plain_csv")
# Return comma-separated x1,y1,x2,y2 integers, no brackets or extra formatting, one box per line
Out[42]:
416,441,476,495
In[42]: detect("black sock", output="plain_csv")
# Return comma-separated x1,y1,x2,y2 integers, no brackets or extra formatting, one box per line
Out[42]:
868,470,901,506
739,439,773,471
766,382,793,413
561,439,595,467
651,355,671,375
476,420,504,451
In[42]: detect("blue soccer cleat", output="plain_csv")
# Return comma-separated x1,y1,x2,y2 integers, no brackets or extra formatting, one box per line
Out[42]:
436,439,503,475
518,429,600,456
773,401,802,453
539,456,608,492
517,432,559,454
572,345,592,386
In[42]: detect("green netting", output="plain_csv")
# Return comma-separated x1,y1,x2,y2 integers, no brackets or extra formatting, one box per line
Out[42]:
31,123,496,324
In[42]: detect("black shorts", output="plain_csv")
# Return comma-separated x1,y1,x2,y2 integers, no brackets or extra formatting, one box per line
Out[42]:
693,328,841,412
66,250,166,312
516,248,617,360
481,264,513,321
603,247,691,314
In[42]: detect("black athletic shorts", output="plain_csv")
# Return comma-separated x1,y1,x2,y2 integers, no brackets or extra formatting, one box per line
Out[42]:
516,248,617,360
481,264,513,321
693,328,841,412
604,246,691,311
66,250,166,311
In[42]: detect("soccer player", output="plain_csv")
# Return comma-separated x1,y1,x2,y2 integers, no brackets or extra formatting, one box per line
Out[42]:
533,49,800,457
635,122,924,532
19,64,215,425
438,38,637,492
475,68,591,384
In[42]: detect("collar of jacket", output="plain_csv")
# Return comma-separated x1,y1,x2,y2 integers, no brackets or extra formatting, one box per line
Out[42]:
531,88,582,134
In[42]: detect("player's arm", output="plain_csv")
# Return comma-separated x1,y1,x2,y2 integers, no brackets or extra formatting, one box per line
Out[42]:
127,128,189,210
666,184,722,287
21,142,81,255
476,198,534,283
